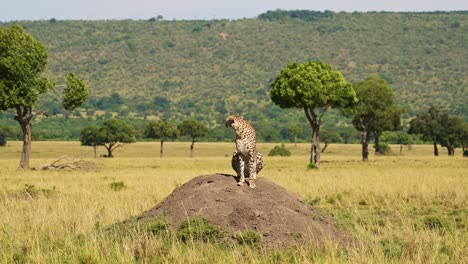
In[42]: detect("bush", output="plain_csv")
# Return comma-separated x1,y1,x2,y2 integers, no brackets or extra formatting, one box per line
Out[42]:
375,142,392,155
235,230,262,247
307,162,317,169
147,218,169,235
109,181,126,191
268,144,291,157
177,217,223,243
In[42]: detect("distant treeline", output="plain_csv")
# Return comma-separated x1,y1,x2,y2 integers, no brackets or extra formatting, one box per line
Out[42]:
258,9,468,22
258,10,335,21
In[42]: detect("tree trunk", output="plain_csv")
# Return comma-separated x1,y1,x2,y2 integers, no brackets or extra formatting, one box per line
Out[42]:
374,132,381,155
15,107,33,169
321,143,329,153
106,144,113,157
160,140,164,158
304,107,324,169
18,120,31,169
362,129,369,161
433,141,439,156
93,146,97,158
190,139,195,158
447,147,455,156
312,125,321,167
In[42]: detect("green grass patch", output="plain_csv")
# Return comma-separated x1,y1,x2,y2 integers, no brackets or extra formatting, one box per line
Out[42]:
177,217,224,243
235,230,262,247
109,181,126,191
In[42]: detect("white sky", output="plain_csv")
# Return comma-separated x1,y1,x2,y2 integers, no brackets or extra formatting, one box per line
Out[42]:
1,0,467,21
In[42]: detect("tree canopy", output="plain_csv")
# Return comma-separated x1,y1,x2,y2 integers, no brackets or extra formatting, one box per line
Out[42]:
62,73,89,110
270,61,357,168
0,25,52,111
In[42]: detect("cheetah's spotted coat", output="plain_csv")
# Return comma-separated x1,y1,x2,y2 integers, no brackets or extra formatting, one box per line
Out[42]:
225,115,260,188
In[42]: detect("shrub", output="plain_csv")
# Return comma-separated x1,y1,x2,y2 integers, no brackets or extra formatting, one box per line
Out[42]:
146,218,169,235
268,144,291,157
109,181,126,191
235,230,262,247
177,217,223,243
307,162,317,169
375,142,392,155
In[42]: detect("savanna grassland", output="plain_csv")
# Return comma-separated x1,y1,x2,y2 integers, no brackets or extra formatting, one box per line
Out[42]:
0,142,466,263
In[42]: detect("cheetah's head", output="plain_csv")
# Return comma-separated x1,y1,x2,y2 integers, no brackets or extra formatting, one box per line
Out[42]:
225,115,243,130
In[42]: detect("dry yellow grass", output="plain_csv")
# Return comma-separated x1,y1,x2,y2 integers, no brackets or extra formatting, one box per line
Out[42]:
0,141,466,263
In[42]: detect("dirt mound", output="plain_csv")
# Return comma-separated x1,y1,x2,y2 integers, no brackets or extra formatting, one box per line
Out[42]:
135,174,352,248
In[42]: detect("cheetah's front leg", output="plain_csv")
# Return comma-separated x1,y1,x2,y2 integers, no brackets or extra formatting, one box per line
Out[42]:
237,155,245,187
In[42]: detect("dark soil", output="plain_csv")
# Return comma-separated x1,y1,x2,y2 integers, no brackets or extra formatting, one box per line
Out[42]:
132,174,352,248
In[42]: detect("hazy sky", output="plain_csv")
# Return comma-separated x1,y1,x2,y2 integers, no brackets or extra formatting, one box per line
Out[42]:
1,0,467,21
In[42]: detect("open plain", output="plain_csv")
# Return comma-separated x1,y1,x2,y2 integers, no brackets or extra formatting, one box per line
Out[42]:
0,141,466,263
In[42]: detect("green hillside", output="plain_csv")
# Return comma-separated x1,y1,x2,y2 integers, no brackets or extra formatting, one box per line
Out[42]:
0,10,466,141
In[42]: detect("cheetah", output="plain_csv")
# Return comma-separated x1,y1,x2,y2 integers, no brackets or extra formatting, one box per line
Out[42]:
231,150,264,179
225,115,259,188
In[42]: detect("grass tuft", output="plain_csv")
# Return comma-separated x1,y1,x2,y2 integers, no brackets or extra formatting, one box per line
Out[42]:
177,217,224,243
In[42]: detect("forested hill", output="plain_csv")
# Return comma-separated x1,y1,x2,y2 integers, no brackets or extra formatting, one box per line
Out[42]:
0,10,466,140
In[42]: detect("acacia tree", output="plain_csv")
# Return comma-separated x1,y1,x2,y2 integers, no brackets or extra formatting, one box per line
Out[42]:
350,75,402,161
80,119,136,158
0,25,88,169
98,119,136,157
409,106,447,156
144,120,178,158
438,116,466,156
178,120,208,158
270,61,357,168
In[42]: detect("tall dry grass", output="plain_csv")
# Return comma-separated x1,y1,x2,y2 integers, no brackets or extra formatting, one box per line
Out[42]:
0,141,466,263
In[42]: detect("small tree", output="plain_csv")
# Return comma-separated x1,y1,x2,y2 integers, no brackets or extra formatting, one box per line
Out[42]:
320,129,343,153
350,75,402,161
270,61,357,169
0,25,88,169
288,124,302,146
79,125,100,158
98,119,136,157
409,106,447,156
144,120,178,158
178,120,208,158
438,116,466,156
